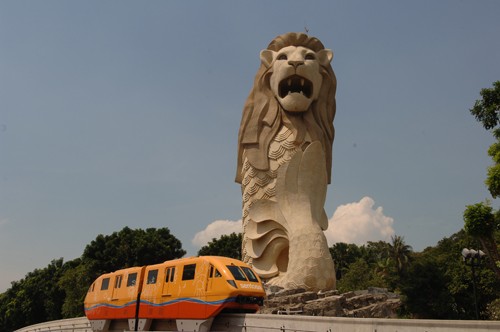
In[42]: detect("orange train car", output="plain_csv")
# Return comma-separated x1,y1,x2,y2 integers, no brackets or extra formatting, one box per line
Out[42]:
84,256,265,332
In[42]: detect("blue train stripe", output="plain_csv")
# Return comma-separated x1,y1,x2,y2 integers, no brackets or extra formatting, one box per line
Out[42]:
84,300,136,311
84,297,236,311
140,297,237,307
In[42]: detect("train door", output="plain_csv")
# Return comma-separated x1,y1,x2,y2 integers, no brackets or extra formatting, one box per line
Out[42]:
206,265,214,292
112,274,123,301
162,266,176,297
99,276,112,303
206,265,222,292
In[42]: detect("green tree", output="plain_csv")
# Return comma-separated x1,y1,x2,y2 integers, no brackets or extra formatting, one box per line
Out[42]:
0,226,187,331
329,241,395,289
470,81,500,133
374,258,392,283
0,281,25,332
467,81,500,280
400,230,500,319
463,202,500,279
329,242,363,280
58,259,92,318
486,139,500,198
68,227,186,317
336,258,385,293
0,259,66,331
388,235,413,276
82,226,186,277
487,298,500,320
400,256,457,319
364,241,391,264
197,233,242,260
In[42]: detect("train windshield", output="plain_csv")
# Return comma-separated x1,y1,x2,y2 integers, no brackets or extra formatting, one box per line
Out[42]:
240,266,259,282
226,265,248,281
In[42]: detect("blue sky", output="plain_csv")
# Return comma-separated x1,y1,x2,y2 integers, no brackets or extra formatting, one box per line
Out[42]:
1,1,500,292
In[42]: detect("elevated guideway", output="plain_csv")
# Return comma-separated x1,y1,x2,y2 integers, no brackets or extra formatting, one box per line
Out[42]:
15,314,500,332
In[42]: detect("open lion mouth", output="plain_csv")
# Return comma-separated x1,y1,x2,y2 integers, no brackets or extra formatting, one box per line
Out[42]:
279,75,313,98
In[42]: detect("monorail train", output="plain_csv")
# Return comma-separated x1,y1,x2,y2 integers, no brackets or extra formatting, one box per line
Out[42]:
84,256,265,332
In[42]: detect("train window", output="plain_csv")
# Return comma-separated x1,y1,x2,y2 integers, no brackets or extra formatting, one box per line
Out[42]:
209,266,221,278
101,278,110,290
115,275,123,288
147,270,158,284
170,267,175,282
127,273,137,287
241,267,259,282
226,265,248,281
182,264,196,280
165,267,175,282
88,283,95,293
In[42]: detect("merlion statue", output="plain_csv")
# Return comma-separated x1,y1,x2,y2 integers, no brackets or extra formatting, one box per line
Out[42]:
236,32,337,291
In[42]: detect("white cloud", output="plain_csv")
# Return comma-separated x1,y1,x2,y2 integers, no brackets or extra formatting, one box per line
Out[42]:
324,196,395,246
192,219,242,248
193,197,394,249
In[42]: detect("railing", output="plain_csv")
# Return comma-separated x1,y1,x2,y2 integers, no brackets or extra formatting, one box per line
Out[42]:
214,314,500,332
14,317,91,332
15,314,500,332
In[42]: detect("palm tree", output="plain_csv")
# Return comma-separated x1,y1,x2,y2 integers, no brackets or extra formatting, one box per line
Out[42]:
388,235,413,275
375,257,392,279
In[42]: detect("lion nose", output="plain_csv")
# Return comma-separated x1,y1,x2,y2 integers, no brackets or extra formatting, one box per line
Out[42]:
288,60,304,69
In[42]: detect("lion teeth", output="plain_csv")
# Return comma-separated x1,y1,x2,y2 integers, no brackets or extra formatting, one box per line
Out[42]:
301,78,305,86
288,79,292,86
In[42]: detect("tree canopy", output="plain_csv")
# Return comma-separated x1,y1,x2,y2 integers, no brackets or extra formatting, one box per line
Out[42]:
470,81,500,133
197,233,242,260
83,226,186,277
465,81,500,280
329,231,500,319
469,81,500,198
388,235,413,275
401,231,500,319
3,228,500,328
0,227,185,332
0,259,67,331
464,202,496,238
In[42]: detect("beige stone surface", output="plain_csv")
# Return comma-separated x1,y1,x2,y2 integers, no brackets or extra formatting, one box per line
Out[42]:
236,32,337,291
261,288,402,318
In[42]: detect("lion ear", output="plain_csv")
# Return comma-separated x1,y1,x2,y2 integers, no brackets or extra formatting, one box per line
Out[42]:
260,49,276,68
317,49,333,66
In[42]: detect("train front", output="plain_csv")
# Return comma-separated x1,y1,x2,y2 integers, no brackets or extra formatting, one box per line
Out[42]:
208,257,265,314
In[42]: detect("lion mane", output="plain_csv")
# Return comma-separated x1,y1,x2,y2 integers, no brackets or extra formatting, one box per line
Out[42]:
236,32,337,184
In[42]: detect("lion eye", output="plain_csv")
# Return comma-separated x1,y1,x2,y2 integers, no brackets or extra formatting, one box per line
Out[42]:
305,53,316,60
277,54,288,61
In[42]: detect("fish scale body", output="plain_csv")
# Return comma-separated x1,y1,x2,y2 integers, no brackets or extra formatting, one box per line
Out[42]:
240,126,301,264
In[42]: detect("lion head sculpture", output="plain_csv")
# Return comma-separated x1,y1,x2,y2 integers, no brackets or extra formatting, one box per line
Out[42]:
236,32,337,184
